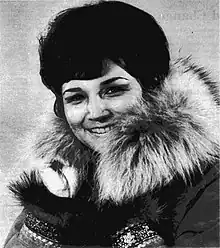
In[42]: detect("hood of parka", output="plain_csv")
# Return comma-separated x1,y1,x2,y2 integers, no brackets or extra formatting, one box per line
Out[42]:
11,57,220,206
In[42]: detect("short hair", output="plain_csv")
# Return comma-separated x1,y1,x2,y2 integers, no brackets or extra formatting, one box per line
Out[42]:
39,1,170,96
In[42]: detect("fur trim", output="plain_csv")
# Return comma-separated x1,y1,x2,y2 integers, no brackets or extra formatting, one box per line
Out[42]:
8,170,73,215
16,57,219,204
8,170,97,227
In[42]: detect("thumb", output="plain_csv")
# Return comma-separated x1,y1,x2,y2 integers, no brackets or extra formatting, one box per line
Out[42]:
39,167,70,197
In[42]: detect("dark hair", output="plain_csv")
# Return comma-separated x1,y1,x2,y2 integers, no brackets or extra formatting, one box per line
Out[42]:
39,1,170,96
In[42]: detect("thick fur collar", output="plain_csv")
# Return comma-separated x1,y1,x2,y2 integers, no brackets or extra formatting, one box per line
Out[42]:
12,57,219,205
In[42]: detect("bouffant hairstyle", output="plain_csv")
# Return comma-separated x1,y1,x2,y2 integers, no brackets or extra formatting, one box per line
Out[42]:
38,1,170,98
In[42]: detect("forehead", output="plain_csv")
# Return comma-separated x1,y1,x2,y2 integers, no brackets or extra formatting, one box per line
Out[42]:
62,61,134,92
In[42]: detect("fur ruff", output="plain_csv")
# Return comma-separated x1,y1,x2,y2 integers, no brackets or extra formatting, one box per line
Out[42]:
12,57,220,205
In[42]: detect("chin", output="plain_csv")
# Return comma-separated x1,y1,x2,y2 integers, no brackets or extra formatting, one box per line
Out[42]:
78,130,110,152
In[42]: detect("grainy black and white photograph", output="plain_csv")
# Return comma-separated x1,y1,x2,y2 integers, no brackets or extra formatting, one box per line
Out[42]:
0,0,219,247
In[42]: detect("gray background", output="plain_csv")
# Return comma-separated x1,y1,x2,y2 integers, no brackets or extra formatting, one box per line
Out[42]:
0,0,219,245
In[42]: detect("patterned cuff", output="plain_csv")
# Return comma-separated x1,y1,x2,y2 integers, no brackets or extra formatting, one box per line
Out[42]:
112,222,164,248
19,224,61,248
20,212,61,247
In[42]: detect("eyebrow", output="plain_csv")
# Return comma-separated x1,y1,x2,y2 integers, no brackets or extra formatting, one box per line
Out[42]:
63,77,128,95
100,76,128,86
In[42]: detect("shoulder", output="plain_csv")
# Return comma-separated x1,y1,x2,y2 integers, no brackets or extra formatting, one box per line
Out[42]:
3,209,26,248
174,164,219,246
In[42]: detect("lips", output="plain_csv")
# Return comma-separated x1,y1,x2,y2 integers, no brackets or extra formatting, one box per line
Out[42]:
86,125,114,135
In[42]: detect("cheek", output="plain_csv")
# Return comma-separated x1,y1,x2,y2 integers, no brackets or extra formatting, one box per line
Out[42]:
109,91,141,112
64,105,86,126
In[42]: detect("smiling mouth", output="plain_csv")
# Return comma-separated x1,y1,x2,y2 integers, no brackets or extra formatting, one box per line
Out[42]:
87,126,113,135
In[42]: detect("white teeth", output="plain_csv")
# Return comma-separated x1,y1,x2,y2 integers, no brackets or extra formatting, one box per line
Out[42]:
89,127,111,134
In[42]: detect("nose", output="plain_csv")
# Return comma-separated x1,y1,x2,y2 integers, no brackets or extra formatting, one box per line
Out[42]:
87,96,111,122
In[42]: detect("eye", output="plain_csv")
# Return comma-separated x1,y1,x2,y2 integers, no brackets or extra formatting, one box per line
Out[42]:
64,94,85,104
103,84,130,97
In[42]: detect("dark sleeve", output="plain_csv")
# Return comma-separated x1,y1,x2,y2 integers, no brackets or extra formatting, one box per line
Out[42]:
3,209,27,248
174,176,219,247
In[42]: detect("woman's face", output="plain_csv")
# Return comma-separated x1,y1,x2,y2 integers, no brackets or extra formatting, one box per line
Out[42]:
62,61,142,151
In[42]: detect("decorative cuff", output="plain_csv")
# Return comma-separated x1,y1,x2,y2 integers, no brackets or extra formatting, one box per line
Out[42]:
19,212,61,248
112,222,164,248
21,211,164,248
19,224,61,248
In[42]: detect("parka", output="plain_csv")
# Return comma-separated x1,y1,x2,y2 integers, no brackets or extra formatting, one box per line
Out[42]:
4,58,220,247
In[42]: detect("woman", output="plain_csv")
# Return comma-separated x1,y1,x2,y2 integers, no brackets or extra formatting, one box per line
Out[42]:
4,1,219,247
